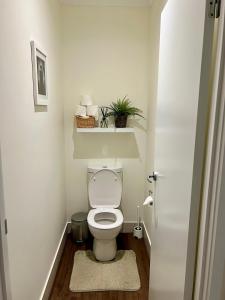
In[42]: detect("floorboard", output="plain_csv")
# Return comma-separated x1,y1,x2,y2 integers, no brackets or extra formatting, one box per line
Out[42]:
49,233,150,300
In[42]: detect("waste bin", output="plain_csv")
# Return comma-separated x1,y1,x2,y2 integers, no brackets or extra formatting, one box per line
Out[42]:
71,212,88,243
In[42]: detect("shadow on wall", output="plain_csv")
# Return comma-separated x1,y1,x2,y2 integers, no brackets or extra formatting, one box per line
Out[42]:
72,131,140,159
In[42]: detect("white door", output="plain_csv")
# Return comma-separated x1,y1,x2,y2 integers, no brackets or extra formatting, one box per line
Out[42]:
149,1,215,299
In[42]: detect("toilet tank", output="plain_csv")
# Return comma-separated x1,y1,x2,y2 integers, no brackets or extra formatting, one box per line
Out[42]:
87,166,123,208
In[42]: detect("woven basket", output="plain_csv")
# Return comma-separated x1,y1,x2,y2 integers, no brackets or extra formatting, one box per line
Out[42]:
75,116,95,128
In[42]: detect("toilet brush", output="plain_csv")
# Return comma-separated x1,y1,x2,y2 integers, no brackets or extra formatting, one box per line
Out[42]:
133,205,143,239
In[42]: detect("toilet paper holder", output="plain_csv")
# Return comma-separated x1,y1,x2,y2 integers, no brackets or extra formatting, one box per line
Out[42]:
143,190,154,206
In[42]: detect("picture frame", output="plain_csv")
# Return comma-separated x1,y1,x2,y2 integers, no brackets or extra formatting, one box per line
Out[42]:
30,41,48,106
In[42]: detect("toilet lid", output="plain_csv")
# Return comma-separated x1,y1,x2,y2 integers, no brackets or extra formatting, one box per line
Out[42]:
88,169,122,208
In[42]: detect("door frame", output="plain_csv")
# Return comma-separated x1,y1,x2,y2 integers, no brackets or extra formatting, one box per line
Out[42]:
193,0,225,298
0,146,12,300
183,0,217,298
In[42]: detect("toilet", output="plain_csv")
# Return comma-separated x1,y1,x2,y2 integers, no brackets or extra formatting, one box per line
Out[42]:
87,166,123,261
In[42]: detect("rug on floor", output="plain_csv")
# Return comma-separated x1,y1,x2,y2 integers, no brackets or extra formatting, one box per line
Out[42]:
69,250,141,292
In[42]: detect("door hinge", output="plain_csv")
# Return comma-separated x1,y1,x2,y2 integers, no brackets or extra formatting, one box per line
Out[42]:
4,219,8,235
209,0,221,18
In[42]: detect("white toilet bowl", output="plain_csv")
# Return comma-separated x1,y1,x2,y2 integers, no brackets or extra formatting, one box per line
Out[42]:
87,166,123,261
88,208,123,261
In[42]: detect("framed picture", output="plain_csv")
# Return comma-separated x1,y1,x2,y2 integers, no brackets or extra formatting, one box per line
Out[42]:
31,41,48,106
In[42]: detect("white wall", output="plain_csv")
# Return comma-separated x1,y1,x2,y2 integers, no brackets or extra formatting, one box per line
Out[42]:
62,6,151,221
0,1,66,299
143,0,166,237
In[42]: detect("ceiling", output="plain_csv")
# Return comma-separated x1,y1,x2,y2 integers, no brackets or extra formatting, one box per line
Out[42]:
60,0,153,7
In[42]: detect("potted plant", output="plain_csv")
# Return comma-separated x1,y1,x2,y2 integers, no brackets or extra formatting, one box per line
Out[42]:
107,96,144,128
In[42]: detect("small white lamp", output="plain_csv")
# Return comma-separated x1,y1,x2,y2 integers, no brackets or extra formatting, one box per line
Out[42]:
81,95,93,106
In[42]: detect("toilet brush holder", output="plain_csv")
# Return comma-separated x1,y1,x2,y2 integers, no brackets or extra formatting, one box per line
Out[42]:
133,225,143,239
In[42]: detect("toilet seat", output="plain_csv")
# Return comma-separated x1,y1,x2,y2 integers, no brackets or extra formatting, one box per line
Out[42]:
88,169,122,208
87,208,123,230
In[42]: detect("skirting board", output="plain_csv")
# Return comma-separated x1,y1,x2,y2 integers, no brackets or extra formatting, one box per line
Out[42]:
67,221,136,234
142,221,151,258
40,222,68,300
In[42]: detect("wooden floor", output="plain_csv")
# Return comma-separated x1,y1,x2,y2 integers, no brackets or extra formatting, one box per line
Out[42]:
49,233,150,300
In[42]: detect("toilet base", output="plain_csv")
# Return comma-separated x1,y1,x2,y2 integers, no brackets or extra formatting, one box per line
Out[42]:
93,238,117,261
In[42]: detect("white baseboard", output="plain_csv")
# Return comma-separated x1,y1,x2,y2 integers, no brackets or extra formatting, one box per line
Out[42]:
67,220,136,234
40,222,68,300
67,221,136,233
142,221,151,258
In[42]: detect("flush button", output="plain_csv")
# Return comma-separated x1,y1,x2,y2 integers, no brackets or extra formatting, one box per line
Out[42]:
102,165,107,168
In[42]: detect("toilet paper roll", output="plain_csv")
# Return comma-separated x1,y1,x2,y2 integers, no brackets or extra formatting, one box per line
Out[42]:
75,105,86,117
143,195,154,206
87,105,99,121
81,95,93,106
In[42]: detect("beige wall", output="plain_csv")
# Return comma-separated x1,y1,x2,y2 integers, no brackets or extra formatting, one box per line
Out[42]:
0,1,66,299
62,6,151,221
143,0,167,236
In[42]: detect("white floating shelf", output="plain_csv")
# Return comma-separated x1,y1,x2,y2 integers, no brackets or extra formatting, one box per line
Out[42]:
76,127,135,133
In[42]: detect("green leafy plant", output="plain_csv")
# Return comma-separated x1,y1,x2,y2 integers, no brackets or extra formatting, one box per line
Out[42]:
106,96,144,128
107,96,144,118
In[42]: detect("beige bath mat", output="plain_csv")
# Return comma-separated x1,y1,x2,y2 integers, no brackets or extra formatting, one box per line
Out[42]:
69,250,141,292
